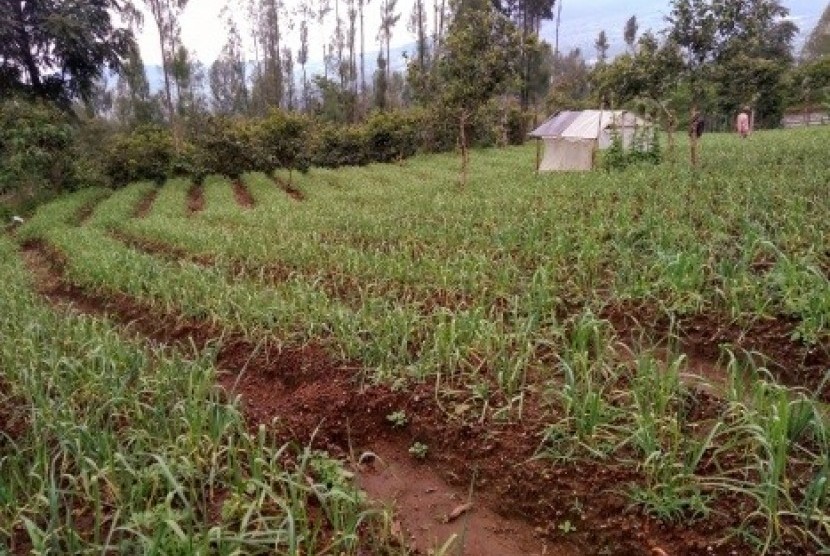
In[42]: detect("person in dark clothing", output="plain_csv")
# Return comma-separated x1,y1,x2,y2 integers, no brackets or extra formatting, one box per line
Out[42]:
689,110,705,138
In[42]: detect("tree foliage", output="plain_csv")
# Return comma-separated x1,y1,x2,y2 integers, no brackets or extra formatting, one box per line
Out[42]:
802,3,830,61
624,16,638,52
435,0,522,185
0,0,137,105
666,0,797,120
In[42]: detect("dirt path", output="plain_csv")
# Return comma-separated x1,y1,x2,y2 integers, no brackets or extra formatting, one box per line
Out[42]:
355,442,553,555
187,184,204,214
18,243,583,555
232,180,255,209
134,189,157,218
273,175,305,201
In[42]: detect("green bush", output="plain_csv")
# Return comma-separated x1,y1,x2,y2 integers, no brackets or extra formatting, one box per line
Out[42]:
104,125,175,186
363,111,420,162
255,110,312,172
187,116,261,179
310,124,370,168
99,105,531,185
0,99,78,195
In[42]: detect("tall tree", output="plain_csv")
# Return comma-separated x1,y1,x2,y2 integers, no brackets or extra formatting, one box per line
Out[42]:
435,0,521,187
317,0,332,79
0,0,138,105
346,0,359,104
209,6,249,115
379,0,401,107
358,0,371,104
260,0,285,108
594,30,610,64
114,44,162,126
802,4,830,61
374,51,388,110
171,46,206,118
491,0,556,110
624,15,639,53
283,46,296,110
142,0,189,135
298,3,311,110
409,0,429,72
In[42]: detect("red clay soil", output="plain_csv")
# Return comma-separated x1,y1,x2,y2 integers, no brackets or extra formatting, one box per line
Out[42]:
232,180,255,209
117,227,829,404
76,198,104,225
22,242,805,556
134,189,158,218
273,175,305,201
0,378,27,443
603,302,830,402
187,184,204,214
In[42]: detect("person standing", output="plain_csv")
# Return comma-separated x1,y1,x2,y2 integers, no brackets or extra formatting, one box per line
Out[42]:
689,109,705,139
736,107,751,139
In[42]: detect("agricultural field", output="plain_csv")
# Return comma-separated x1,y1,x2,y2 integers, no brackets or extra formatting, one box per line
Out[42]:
2,127,829,555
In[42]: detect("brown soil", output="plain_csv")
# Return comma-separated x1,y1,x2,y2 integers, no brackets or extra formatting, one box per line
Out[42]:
273,175,306,201
19,241,790,556
604,302,830,402
107,229,829,407
187,184,204,214
232,180,255,209
0,377,27,442
134,189,157,218
76,196,105,225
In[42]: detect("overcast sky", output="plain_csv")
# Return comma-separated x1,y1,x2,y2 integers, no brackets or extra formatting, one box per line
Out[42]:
136,0,413,66
135,0,825,66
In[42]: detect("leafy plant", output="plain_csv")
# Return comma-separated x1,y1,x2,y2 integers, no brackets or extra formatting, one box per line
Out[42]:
409,442,429,460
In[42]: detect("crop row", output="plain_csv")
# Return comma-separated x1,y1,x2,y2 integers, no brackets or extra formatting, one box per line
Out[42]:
0,235,398,554
121,140,829,347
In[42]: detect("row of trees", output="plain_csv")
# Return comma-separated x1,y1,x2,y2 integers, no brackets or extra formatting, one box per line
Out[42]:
1,0,829,194
5,0,827,132
101,0,555,130
564,1,830,131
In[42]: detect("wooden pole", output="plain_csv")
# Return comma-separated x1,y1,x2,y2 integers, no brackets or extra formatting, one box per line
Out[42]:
535,138,541,174
533,111,540,174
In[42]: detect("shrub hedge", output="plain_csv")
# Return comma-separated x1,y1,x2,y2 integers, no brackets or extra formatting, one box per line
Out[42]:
103,106,531,186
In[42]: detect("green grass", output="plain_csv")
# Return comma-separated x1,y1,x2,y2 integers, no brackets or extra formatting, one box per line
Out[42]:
0,236,398,554
10,126,830,553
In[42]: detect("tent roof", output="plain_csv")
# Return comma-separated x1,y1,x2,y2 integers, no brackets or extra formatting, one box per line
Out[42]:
529,110,644,139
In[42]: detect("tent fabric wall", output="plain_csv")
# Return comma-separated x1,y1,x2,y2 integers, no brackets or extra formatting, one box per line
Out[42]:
531,110,648,172
539,138,596,172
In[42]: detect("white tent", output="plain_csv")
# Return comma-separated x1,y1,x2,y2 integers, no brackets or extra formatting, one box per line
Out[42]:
529,110,646,172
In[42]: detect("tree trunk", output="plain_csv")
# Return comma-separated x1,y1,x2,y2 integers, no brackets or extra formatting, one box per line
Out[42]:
386,34,391,108
459,110,469,189
11,2,43,94
155,16,179,150
359,0,366,104
690,105,699,169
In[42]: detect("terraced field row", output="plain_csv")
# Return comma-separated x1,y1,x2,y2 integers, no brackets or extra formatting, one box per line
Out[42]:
5,128,830,554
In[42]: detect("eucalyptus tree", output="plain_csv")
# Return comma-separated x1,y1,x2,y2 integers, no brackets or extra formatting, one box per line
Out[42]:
802,3,830,61
624,15,638,53
209,4,249,115
141,0,189,135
